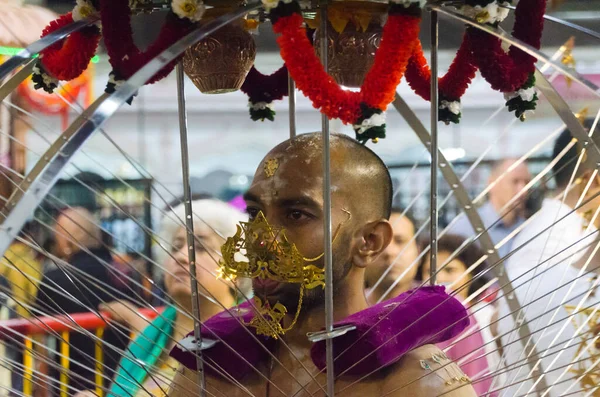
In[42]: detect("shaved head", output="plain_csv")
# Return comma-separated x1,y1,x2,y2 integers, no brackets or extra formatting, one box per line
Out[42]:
258,133,393,221
244,132,393,313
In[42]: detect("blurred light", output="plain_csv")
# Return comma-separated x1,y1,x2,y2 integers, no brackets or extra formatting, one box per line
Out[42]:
441,147,466,162
0,46,100,64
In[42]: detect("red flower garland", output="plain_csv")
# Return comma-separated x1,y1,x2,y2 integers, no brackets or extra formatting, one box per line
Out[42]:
466,0,546,93
100,0,194,84
39,13,101,81
405,34,477,102
273,11,421,125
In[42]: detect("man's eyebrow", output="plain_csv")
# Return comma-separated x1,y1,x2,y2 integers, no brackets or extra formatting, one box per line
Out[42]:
243,192,261,204
279,197,321,209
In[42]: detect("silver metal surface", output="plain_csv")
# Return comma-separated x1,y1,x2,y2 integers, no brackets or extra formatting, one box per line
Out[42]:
319,0,335,395
0,4,261,260
429,9,439,286
176,63,206,396
392,93,548,394
307,325,356,343
0,60,35,103
0,18,97,81
433,5,600,99
288,73,297,138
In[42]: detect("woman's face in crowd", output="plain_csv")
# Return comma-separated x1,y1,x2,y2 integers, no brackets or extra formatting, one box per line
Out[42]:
163,226,231,305
421,250,471,300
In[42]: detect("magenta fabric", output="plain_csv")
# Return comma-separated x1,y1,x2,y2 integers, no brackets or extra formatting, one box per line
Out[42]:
169,301,274,380
310,286,470,376
170,286,469,380
438,307,496,397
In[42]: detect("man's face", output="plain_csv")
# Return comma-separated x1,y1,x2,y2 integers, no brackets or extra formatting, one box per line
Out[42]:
489,161,531,211
243,150,354,310
54,215,72,259
365,213,418,294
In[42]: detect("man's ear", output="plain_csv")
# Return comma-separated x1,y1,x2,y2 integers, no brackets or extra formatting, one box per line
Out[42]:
352,220,393,268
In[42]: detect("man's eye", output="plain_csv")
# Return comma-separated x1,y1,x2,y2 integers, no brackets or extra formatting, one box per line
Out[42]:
246,207,260,219
287,210,310,221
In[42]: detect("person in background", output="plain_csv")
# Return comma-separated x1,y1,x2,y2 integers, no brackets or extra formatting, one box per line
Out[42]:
418,234,502,396
79,198,248,397
450,158,531,258
364,207,419,305
33,207,132,395
496,120,600,396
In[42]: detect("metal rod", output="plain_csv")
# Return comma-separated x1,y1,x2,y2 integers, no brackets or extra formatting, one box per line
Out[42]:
319,1,335,395
429,9,439,286
176,63,206,396
288,73,297,139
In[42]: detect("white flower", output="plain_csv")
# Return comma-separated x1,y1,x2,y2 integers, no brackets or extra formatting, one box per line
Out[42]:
249,101,275,111
460,1,510,25
262,0,281,11
439,100,461,115
172,0,206,22
72,0,98,21
354,112,386,135
503,86,537,102
178,335,199,352
389,0,425,8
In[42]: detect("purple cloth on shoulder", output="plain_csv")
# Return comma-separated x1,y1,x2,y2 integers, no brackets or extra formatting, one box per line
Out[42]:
310,286,470,376
169,301,273,380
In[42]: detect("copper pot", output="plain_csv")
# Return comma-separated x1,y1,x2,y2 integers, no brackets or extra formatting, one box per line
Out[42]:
314,19,383,88
183,20,256,94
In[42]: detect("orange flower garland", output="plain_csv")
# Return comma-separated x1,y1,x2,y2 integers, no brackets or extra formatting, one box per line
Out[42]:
270,1,422,143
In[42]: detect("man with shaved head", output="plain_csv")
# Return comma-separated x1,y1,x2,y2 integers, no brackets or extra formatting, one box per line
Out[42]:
34,207,132,395
169,133,476,396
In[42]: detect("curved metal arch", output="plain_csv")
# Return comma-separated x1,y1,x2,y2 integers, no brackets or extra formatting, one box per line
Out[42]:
0,4,261,259
392,94,548,394
0,18,98,81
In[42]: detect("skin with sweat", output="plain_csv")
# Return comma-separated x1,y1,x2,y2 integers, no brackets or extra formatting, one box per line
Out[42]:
168,134,476,396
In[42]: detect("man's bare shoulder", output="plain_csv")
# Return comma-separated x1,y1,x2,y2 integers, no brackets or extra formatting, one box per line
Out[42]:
381,344,477,397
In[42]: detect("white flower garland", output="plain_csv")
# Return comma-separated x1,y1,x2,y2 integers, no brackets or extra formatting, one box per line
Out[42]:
389,0,426,8
249,101,276,111
354,112,386,135
439,100,461,115
503,86,537,102
172,0,206,22
460,1,510,25
32,63,58,88
261,0,294,12
72,0,98,21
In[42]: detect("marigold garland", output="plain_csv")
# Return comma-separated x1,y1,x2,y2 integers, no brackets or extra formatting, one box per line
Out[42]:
405,34,477,124
240,65,289,121
37,12,101,82
271,1,422,143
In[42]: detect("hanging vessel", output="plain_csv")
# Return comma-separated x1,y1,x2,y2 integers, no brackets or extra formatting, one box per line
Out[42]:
183,7,256,94
312,2,385,88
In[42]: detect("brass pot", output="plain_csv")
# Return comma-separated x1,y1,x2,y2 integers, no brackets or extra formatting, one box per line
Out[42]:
314,18,383,88
183,20,256,94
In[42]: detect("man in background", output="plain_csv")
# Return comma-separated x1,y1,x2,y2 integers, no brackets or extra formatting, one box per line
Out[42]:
34,207,132,395
450,158,531,258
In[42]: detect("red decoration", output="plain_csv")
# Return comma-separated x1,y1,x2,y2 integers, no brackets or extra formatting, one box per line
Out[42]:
99,0,194,84
39,13,100,81
405,34,477,102
273,11,421,125
466,0,547,93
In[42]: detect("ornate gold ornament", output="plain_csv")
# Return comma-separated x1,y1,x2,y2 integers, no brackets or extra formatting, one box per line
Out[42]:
218,210,350,338
263,157,280,178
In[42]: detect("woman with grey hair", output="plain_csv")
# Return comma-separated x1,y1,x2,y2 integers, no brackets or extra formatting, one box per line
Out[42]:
76,197,248,397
